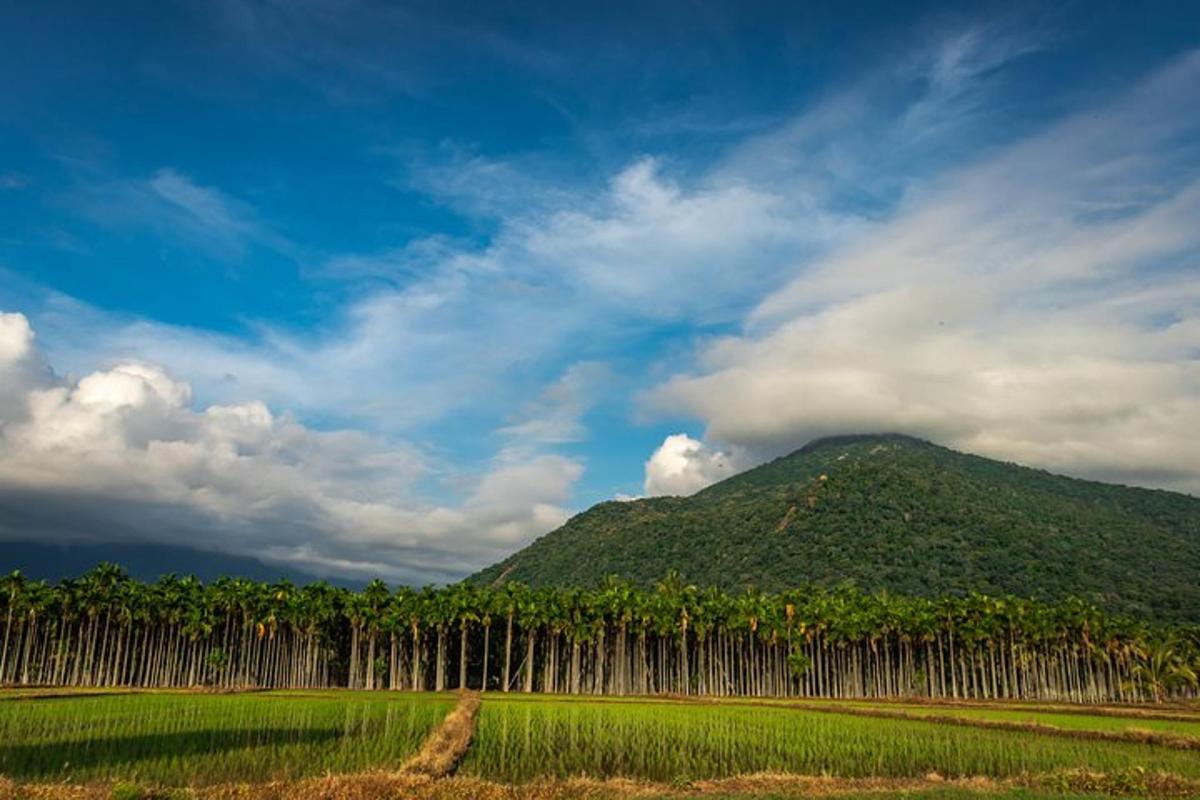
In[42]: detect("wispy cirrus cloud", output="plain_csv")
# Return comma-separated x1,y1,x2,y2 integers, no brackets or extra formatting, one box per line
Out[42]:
66,167,292,261
498,361,613,448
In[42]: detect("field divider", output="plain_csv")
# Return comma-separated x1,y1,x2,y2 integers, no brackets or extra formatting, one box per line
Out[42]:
687,697,1200,752
400,691,481,778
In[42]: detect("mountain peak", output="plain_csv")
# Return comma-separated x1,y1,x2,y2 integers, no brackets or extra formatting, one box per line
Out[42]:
794,432,932,453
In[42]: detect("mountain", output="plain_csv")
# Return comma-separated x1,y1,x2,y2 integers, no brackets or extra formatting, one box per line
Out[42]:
472,434,1200,621
0,540,334,586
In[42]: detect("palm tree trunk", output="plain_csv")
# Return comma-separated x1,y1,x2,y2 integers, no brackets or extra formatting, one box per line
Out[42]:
481,623,491,692
435,626,446,691
523,629,536,693
503,613,513,692
458,623,469,689
410,623,422,691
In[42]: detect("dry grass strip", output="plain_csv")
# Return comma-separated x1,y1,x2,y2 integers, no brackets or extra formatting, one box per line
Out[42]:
0,773,1014,800
400,690,482,777
4,771,1200,800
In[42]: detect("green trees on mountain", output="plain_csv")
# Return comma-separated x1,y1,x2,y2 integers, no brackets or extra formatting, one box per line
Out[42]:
2,565,1198,702
471,435,1200,621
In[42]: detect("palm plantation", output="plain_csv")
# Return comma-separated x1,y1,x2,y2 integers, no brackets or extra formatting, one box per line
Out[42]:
1,566,1197,702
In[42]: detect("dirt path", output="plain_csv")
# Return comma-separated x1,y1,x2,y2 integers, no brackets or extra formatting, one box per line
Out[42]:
400,691,481,778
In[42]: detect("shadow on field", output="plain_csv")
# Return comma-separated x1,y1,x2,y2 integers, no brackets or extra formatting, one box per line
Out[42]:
0,727,341,778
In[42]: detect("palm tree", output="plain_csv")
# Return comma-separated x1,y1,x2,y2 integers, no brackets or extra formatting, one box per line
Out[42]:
517,587,543,693
452,583,479,690
360,580,390,690
477,586,497,691
1,571,25,684
499,582,526,692
1130,638,1199,703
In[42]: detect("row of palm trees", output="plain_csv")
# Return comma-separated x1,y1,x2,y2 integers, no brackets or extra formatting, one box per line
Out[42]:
2,566,1197,702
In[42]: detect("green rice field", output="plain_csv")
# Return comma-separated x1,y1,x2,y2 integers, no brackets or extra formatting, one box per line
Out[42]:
0,691,454,784
4,690,1200,794
459,696,1200,783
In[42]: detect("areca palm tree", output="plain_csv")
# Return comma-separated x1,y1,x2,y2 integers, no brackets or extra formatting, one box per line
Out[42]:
498,582,526,692
451,583,479,690
1,571,26,683
360,579,390,690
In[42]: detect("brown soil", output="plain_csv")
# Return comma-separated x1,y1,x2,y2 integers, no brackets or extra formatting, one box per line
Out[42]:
4,772,1200,800
0,774,1019,800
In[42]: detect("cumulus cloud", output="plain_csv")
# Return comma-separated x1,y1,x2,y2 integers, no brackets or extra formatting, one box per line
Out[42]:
0,312,53,425
0,312,583,583
643,434,738,497
647,52,1200,495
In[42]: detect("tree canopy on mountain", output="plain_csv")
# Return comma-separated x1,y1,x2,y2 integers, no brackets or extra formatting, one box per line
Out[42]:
472,435,1200,622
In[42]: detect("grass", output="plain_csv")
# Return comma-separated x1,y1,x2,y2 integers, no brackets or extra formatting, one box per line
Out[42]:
460,696,1200,783
0,691,454,785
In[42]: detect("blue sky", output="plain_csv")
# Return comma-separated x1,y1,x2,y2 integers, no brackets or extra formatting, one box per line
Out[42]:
1,1,1198,583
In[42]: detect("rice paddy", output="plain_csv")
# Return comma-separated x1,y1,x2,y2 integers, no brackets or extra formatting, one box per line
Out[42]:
4,689,1200,798
459,696,1200,783
0,691,454,784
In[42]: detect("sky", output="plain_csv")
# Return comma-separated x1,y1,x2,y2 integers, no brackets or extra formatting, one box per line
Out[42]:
1,0,1198,585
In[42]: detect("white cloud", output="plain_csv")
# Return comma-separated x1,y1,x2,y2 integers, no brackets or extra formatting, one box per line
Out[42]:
0,312,583,583
643,433,738,497
0,311,35,365
148,169,255,242
42,152,829,433
517,157,805,320
647,51,1200,496
0,311,51,426
715,21,1046,211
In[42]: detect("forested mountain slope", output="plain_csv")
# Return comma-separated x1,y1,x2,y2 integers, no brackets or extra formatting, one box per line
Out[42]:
472,435,1200,621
